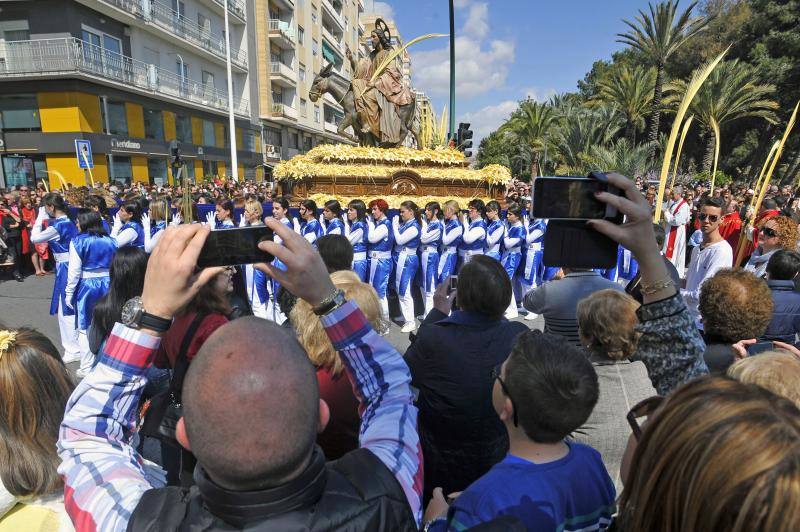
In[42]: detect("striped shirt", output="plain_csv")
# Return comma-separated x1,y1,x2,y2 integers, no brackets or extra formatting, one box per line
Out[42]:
57,300,423,531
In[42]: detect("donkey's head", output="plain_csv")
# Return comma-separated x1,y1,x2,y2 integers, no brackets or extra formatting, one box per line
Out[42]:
308,62,334,103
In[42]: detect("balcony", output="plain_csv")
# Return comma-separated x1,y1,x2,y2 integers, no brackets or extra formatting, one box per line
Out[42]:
88,0,248,70
272,0,295,10
322,25,343,52
208,0,247,24
270,62,296,87
321,0,345,33
323,91,343,111
0,38,249,117
358,20,365,35
324,121,338,134
271,103,298,121
268,19,296,49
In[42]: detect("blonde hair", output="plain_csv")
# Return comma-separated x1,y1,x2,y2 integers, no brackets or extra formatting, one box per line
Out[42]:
444,200,460,216
618,376,800,532
728,350,800,409
577,289,640,360
245,198,263,218
291,271,386,375
148,198,168,223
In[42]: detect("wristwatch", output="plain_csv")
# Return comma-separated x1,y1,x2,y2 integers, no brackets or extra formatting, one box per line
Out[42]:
121,296,173,333
312,289,347,316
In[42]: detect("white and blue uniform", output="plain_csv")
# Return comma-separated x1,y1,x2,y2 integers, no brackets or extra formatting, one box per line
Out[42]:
419,218,442,316
437,218,462,283
522,219,546,287
323,217,344,236
265,217,293,324
367,216,393,318
31,212,80,362
301,219,323,247
345,218,369,282
244,263,270,320
144,221,167,253
113,220,145,249
216,218,235,230
502,221,526,317
460,217,487,265
604,245,638,285
65,232,116,375
392,217,421,326
485,218,504,261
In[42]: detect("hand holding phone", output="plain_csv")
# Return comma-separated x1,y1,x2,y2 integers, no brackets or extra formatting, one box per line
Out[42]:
532,173,623,222
197,225,275,268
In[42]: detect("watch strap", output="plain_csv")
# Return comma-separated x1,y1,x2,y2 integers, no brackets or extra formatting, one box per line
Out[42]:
313,289,345,316
139,311,172,332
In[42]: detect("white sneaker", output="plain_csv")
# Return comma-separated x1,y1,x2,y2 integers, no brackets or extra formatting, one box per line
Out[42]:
63,352,81,364
524,312,539,321
400,321,417,333
505,308,519,319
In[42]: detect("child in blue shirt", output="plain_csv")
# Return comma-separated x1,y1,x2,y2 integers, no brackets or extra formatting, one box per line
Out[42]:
425,330,615,531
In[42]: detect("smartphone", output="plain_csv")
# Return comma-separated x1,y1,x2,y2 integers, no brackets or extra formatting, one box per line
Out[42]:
532,175,622,221
449,275,458,293
197,226,274,268
746,341,775,356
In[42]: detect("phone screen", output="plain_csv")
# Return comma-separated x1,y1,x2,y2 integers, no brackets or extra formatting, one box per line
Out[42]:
197,226,275,268
533,178,609,219
449,275,458,292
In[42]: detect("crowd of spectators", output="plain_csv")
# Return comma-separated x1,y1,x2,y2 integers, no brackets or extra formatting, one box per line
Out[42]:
1,172,800,531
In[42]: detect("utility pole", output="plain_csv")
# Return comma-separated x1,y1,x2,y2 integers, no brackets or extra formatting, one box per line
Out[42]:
448,0,455,143
224,0,239,182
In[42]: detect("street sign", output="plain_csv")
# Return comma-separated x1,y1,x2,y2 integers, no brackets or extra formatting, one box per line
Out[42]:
75,139,93,169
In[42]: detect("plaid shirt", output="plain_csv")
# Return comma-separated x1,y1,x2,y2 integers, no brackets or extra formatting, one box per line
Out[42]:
58,300,422,531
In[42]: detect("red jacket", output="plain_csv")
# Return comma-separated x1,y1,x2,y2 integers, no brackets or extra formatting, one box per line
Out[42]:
155,311,228,368
316,366,360,461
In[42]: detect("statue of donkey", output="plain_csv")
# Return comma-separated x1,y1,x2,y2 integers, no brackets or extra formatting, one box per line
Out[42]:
308,63,421,149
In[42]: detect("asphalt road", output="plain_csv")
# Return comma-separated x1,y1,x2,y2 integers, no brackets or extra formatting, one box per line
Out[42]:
0,273,543,367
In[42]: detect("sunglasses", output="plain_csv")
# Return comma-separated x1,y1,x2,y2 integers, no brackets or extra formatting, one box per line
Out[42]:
491,365,518,427
761,226,778,238
698,213,719,222
626,395,664,440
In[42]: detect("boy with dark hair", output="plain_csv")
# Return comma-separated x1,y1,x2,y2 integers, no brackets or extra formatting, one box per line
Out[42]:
424,330,615,530
762,249,800,343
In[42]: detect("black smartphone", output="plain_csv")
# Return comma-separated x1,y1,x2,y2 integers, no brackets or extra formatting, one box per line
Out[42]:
746,341,775,356
197,226,275,268
532,175,623,222
449,275,458,293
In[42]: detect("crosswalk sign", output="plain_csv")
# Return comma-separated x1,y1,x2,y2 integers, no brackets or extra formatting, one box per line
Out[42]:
75,140,94,169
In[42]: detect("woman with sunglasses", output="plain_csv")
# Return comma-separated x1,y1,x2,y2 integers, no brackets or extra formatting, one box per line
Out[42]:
744,215,798,278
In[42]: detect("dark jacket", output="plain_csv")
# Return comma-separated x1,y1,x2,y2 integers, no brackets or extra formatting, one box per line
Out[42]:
761,280,800,344
127,447,416,532
404,308,528,504
702,337,734,373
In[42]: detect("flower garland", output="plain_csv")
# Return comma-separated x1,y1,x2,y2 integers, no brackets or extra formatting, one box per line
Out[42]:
306,145,468,167
307,193,493,210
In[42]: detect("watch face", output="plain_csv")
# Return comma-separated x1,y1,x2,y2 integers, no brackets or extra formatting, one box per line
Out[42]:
121,297,143,327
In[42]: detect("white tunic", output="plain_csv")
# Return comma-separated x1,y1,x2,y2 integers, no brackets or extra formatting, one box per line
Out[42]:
681,239,733,326
662,199,691,278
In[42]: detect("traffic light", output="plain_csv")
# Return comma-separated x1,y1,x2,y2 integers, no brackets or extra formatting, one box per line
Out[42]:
457,122,474,157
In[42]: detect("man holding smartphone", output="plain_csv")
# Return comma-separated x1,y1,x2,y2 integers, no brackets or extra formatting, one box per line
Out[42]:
681,197,733,325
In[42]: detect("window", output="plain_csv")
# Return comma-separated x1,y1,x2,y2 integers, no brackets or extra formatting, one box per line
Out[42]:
299,63,306,81
312,9,317,25
202,70,215,87
298,26,305,44
147,158,169,185
175,114,192,143
223,125,229,146
184,160,195,181
1,154,46,188
314,105,320,123
312,38,318,56
300,98,307,117
108,155,132,185
243,130,255,152
202,120,215,145
288,132,299,149
265,126,282,147
101,99,128,135
304,136,312,152
1,20,30,42
0,95,41,132
144,108,164,140
202,160,218,177
198,13,211,36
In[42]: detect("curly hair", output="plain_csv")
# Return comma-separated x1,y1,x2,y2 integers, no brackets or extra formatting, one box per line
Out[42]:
577,290,641,360
765,215,799,251
699,269,773,342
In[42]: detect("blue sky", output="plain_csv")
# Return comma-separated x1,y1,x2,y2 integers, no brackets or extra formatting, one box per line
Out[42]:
364,0,650,145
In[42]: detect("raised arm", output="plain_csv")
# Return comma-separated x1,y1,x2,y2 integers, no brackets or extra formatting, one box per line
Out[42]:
461,223,486,244
420,223,441,244
526,223,544,244
256,218,422,526
503,226,523,249
145,229,164,254
367,221,389,244
64,241,82,308
394,223,419,246
441,224,462,246
31,207,59,243
114,227,138,248
347,226,364,246
486,224,503,248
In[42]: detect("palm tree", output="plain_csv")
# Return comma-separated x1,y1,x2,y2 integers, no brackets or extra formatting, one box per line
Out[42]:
551,106,623,174
664,59,779,171
500,99,558,177
617,0,710,160
590,64,656,143
585,138,657,178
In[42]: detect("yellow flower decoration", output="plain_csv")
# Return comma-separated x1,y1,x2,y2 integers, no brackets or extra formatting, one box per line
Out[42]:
0,330,18,361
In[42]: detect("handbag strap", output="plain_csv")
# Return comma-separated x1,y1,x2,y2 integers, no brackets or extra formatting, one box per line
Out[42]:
169,312,207,403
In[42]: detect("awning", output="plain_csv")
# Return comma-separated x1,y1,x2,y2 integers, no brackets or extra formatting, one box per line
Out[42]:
322,41,339,65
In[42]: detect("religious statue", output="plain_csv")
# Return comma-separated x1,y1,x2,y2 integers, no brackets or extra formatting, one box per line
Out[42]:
308,19,421,148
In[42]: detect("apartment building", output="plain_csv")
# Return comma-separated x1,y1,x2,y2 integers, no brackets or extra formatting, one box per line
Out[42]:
254,0,365,164
0,0,262,188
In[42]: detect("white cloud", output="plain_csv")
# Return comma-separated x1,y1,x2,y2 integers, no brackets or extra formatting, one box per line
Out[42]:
459,100,518,148
453,0,472,8
520,86,558,103
412,23,515,99
366,1,395,20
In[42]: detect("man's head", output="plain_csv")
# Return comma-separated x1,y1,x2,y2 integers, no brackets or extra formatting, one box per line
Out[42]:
766,249,800,281
699,269,773,343
494,330,598,443
725,200,738,214
179,317,326,490
457,255,512,320
316,234,354,273
698,197,724,238
761,198,778,213
671,186,683,201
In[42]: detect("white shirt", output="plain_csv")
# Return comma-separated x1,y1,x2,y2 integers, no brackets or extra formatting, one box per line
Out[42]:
681,238,733,324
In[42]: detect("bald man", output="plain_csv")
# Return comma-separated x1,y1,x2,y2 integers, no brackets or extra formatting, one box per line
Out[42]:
58,221,422,530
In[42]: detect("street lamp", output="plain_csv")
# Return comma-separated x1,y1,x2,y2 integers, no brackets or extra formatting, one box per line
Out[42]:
223,0,239,182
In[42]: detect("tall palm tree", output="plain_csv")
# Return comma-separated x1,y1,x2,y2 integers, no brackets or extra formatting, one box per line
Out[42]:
585,138,657,178
664,59,779,171
500,99,558,177
617,0,710,160
551,106,623,174
590,64,656,143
